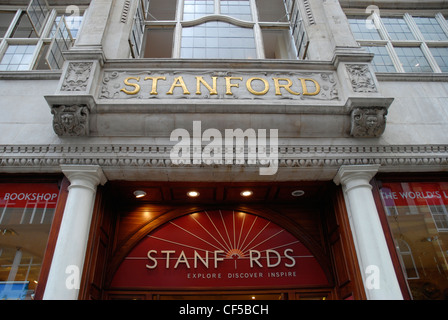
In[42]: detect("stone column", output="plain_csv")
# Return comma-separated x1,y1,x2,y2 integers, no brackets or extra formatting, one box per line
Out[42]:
43,165,107,300
334,165,403,300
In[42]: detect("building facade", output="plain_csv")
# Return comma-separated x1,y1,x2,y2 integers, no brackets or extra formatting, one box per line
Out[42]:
0,0,447,300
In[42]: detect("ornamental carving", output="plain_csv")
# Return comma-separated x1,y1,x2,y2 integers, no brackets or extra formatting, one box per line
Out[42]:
346,64,377,93
350,107,387,138
51,104,90,136
61,62,93,91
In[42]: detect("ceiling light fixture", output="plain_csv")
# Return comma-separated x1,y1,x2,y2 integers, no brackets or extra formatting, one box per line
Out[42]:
187,191,200,197
240,190,253,197
291,190,305,197
133,190,147,198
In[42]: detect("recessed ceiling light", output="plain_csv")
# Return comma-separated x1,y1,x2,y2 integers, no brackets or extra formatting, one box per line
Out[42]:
133,190,147,198
291,190,305,197
187,191,200,197
240,190,253,197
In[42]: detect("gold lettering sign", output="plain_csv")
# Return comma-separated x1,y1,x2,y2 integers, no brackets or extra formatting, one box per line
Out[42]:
120,76,321,96
103,72,337,101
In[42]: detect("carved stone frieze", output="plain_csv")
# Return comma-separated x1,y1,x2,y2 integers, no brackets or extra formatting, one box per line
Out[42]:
51,104,90,136
346,64,377,93
350,107,387,138
61,62,93,91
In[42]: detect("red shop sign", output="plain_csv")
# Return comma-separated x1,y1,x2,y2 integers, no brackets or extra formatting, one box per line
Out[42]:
380,182,448,207
0,183,60,209
111,210,328,289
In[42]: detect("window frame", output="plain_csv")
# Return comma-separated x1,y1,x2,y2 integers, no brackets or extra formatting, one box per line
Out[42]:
0,2,85,71
346,10,448,73
138,0,301,60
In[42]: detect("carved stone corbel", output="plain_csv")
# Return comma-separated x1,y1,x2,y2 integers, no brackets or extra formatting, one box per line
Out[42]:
350,107,387,138
51,104,90,136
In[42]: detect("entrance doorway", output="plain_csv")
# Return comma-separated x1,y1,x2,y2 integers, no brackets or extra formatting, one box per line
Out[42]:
79,181,366,300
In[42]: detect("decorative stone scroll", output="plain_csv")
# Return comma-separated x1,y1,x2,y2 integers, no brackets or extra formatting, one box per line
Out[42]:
350,107,387,138
51,104,90,136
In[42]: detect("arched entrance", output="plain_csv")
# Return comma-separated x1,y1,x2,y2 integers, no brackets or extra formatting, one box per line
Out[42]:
79,181,366,300
107,209,330,299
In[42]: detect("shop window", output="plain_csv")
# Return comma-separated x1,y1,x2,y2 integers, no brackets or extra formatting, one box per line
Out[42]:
0,182,60,300
379,181,448,300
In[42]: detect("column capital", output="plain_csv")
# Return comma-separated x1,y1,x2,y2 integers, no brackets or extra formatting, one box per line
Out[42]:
333,164,380,191
61,165,107,191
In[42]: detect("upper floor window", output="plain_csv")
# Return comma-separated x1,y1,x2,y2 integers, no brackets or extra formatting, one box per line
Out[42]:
347,12,448,73
0,0,86,71
131,0,307,60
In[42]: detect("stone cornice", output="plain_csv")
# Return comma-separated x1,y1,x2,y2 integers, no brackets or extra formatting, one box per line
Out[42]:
1,144,447,180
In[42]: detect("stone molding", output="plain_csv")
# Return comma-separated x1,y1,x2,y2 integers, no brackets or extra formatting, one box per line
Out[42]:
1,144,447,178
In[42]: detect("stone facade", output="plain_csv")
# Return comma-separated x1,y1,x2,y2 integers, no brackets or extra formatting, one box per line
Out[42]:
1,0,448,301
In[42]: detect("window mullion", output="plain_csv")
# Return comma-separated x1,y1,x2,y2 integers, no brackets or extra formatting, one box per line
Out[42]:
386,41,405,73
250,0,264,59
421,42,442,73
177,0,184,21
41,9,57,39
435,12,448,37
404,13,424,42
29,38,43,70
215,0,220,15
372,12,389,40
254,23,264,59
173,22,182,58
